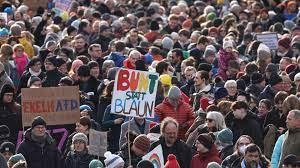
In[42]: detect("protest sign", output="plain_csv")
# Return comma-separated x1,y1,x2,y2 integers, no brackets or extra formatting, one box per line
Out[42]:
111,69,159,118
256,33,278,50
21,86,80,127
142,145,164,168
88,129,107,157
55,0,72,11
0,13,7,23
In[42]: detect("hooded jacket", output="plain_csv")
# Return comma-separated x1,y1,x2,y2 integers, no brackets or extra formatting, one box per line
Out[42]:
65,150,94,168
190,145,222,168
17,128,62,168
42,69,65,87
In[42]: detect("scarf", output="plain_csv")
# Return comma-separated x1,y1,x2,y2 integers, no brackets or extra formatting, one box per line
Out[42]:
29,68,41,77
14,54,28,78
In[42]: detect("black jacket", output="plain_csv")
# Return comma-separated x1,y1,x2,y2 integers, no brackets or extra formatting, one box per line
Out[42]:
246,83,263,98
42,69,65,87
64,151,94,168
228,112,263,148
75,76,100,105
17,70,46,94
150,137,192,168
17,129,62,168
118,143,142,168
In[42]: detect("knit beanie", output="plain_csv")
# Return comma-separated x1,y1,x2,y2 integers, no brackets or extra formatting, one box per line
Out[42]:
0,28,9,37
206,12,216,21
204,47,216,58
265,63,278,73
161,37,174,51
200,97,211,111
0,125,10,140
72,132,88,144
217,128,233,145
137,160,154,168
278,37,291,49
1,84,14,94
284,20,296,31
214,87,228,100
223,40,233,49
27,76,41,87
257,43,271,59
197,133,214,150
0,141,15,153
207,162,222,168
31,116,46,128
133,134,151,153
269,73,283,86
8,154,26,165
165,154,180,168
159,74,172,86
77,65,90,77
150,20,159,31
104,151,125,168
89,159,104,168
80,105,92,112
167,86,181,100
251,72,264,84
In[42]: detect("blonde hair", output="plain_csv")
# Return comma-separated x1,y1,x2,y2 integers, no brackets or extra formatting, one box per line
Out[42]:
13,44,24,52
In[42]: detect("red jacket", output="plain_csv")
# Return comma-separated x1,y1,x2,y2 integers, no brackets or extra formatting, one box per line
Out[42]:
123,58,135,69
155,98,195,140
190,145,222,168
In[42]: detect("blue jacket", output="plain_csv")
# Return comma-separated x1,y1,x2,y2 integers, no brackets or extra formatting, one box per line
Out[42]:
271,134,284,168
107,52,126,67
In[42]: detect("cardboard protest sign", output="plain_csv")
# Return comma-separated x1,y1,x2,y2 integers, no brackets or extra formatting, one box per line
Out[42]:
111,69,159,118
21,86,80,127
256,33,278,50
88,129,107,157
142,145,164,168
55,0,72,11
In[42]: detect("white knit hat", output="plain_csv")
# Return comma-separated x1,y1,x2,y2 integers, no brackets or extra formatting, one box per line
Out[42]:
104,151,124,168
223,40,234,49
72,133,88,144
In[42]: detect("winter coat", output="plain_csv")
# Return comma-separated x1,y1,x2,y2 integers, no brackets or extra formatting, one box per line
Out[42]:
227,112,263,148
246,84,263,98
258,85,276,102
150,137,193,168
220,145,234,160
102,105,126,153
263,125,278,159
190,145,222,168
33,19,47,47
17,129,62,168
64,151,94,168
264,108,286,129
144,31,161,43
279,128,300,167
180,79,194,97
75,76,100,105
91,34,111,52
217,49,236,80
155,98,195,140
42,69,65,87
123,58,135,69
0,71,13,92
0,153,8,168
118,143,142,168
271,134,284,168
106,52,126,67
119,118,151,148
222,153,243,168
97,96,111,125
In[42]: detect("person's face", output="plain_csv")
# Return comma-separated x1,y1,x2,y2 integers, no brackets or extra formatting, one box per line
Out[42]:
129,53,140,66
275,100,283,111
163,123,178,146
169,19,178,29
205,117,216,129
90,67,99,78
261,12,268,20
58,63,68,74
286,112,300,129
185,70,194,81
279,59,289,71
190,34,199,43
195,140,209,153
15,48,24,57
171,52,180,64
30,81,42,88
2,92,13,103
233,108,246,119
44,61,56,71
209,32,218,38
14,12,22,21
84,24,91,33
278,45,287,53
2,151,12,161
258,102,269,115
205,55,215,64
194,73,205,87
74,38,86,49
225,47,233,53
91,46,102,58
219,28,226,37
32,125,46,137
244,151,260,167
227,68,239,79
129,32,138,43
74,141,86,152
75,123,88,133
237,96,247,103
132,144,146,156
31,61,42,72
226,85,237,96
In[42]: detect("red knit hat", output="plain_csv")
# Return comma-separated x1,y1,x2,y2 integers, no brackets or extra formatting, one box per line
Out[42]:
278,37,291,49
165,154,180,168
133,134,150,153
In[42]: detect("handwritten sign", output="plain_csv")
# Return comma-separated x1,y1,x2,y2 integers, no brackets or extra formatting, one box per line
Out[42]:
142,145,164,168
55,0,72,11
256,33,278,50
88,129,107,157
21,86,80,126
111,69,159,118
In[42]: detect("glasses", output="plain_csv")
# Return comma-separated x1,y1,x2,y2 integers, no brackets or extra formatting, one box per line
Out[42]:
206,118,214,123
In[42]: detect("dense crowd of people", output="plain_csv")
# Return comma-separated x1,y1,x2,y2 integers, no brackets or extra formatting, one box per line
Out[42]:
0,0,300,167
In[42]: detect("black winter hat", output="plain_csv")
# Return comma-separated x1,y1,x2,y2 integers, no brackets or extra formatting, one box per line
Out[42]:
31,116,46,128
77,65,90,77
45,55,58,67
137,160,154,168
269,73,283,86
214,87,228,100
149,20,159,31
27,76,41,87
1,84,14,94
0,141,15,153
0,125,10,140
197,133,214,150
251,72,264,84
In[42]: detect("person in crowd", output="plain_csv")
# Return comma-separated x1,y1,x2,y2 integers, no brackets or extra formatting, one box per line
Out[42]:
155,86,194,140
104,151,124,168
42,55,65,87
7,153,26,168
0,141,15,161
241,143,270,168
11,44,29,86
222,135,254,167
216,128,234,160
80,105,100,130
150,117,192,168
17,116,61,168
224,80,238,102
65,133,94,168
190,133,222,168
123,50,141,70
0,62,13,91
